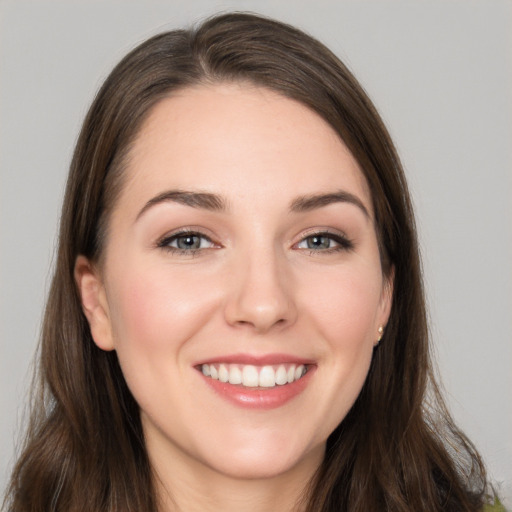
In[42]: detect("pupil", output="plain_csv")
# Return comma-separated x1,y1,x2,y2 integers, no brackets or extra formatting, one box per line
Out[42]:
308,236,329,249
177,235,200,249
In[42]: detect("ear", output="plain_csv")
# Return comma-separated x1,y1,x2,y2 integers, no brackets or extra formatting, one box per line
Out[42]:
74,255,115,351
376,266,394,343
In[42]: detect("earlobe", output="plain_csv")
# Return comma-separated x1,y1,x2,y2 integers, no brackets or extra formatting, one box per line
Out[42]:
74,255,115,351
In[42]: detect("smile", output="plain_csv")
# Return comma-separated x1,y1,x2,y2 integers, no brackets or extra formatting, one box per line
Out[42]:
196,355,315,409
200,363,308,388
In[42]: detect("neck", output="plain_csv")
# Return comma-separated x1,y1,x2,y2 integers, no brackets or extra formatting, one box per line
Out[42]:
148,440,323,512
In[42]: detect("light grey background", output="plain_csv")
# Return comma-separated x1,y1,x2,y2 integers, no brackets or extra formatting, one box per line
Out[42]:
1,0,511,505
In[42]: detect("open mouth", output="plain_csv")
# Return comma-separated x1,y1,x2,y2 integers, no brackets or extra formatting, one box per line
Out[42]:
199,363,309,388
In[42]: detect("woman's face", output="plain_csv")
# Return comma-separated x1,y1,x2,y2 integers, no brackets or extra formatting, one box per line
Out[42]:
77,83,392,483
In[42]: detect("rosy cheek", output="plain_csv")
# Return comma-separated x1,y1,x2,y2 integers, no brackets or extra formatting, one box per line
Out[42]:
108,266,220,354
303,267,381,334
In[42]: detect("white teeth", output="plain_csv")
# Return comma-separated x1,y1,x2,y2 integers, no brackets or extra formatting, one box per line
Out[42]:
295,365,305,380
200,363,309,388
259,366,275,387
275,365,287,385
242,365,259,387
218,364,229,383
228,365,242,385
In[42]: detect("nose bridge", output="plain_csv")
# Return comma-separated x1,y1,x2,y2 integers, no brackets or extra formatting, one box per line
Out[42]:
224,241,296,332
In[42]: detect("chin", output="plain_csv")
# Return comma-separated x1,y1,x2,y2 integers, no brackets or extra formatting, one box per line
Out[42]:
200,435,325,481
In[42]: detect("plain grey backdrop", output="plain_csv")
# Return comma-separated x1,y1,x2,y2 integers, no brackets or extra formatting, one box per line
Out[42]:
1,0,511,505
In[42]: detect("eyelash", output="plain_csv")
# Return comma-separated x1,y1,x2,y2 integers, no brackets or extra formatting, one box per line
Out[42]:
156,229,353,256
157,229,217,256
295,230,354,255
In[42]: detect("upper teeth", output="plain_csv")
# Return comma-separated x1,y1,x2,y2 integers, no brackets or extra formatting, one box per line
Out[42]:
201,363,307,388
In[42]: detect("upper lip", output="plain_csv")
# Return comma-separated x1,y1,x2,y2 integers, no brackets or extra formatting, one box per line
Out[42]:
194,353,315,366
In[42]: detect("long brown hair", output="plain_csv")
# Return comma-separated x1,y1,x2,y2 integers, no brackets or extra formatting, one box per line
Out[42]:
4,12,488,512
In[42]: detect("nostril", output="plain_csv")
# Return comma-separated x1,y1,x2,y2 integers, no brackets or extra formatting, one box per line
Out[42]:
232,316,289,334
223,267,298,332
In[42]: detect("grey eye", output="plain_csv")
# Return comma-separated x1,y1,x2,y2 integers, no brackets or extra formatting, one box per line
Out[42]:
298,235,336,250
174,234,203,250
160,232,216,252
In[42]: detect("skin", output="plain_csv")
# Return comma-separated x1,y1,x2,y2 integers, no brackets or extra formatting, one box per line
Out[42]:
76,83,393,512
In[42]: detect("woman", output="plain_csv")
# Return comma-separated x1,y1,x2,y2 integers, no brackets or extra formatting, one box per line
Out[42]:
3,12,497,512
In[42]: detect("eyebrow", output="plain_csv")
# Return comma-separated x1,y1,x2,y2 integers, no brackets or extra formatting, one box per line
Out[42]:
136,188,370,220
290,191,370,218
136,190,227,220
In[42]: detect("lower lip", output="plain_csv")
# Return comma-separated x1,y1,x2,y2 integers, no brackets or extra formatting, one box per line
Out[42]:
200,367,314,410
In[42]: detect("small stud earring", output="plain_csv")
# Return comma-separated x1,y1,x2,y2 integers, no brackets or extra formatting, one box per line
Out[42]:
376,326,384,344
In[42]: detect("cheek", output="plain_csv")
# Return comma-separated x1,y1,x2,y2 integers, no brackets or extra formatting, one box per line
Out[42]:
302,264,383,345
297,263,382,420
103,262,227,426
105,263,222,369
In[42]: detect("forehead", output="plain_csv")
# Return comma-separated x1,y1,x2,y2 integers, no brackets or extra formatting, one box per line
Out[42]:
119,83,372,216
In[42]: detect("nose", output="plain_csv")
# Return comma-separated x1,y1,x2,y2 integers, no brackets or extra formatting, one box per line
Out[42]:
224,249,298,333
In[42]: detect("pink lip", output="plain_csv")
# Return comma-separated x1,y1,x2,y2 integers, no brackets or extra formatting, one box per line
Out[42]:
195,353,315,366
195,354,316,410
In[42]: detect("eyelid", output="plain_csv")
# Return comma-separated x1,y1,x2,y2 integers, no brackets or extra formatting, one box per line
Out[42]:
293,227,349,242
156,227,222,253
292,228,354,252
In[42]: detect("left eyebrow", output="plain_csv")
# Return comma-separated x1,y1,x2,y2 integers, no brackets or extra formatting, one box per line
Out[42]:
289,191,370,218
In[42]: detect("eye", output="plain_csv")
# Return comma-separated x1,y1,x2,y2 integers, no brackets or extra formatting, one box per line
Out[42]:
157,230,217,253
296,232,353,252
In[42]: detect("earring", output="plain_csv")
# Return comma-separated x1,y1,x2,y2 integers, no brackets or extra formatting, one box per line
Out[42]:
376,326,384,345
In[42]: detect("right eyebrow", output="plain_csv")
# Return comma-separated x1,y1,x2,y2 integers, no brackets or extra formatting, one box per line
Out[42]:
136,190,227,221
